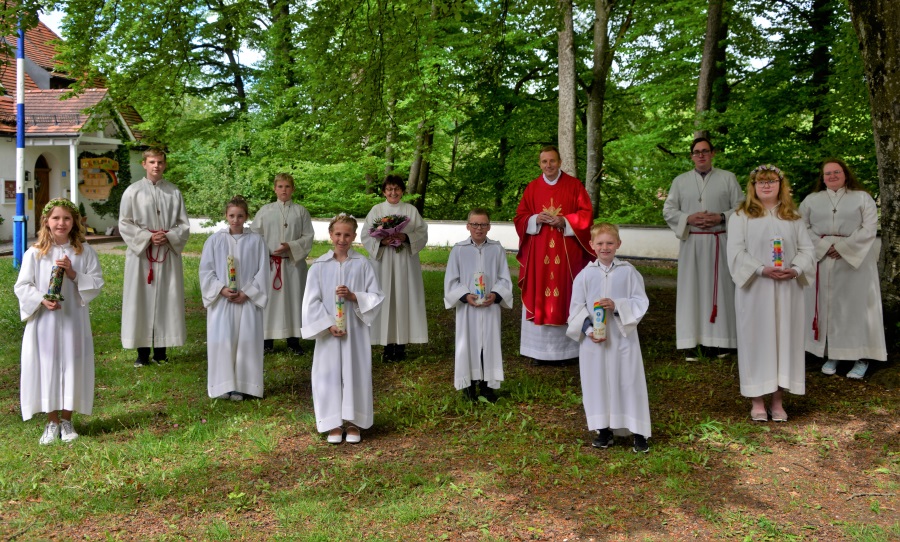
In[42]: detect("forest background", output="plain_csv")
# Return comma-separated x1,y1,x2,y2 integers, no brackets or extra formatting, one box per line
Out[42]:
2,0,898,326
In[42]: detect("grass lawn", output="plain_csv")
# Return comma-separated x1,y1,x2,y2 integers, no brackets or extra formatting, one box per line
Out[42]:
0,246,897,541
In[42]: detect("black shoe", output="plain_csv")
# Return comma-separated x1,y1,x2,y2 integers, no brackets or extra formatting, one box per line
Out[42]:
153,357,169,365
263,340,274,353
134,357,151,368
633,434,649,453
395,344,407,361
383,344,396,363
463,383,479,402
286,338,303,355
480,384,499,403
592,428,613,449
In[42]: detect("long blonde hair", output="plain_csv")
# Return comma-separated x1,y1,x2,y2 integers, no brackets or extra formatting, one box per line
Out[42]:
33,199,85,257
735,165,801,221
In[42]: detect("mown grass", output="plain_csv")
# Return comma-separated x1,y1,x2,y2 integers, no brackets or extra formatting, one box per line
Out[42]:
0,250,897,540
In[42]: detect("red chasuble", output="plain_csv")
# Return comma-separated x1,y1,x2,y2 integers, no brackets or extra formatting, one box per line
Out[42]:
514,173,594,326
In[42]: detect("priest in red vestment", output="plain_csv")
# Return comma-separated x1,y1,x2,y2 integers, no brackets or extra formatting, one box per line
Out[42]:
515,145,594,362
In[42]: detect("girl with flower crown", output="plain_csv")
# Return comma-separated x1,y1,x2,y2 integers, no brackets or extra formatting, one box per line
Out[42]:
15,199,104,444
727,165,815,423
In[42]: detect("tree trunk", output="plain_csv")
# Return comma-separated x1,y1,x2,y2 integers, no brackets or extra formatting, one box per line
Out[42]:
585,0,634,216
408,122,433,216
847,0,900,339
808,0,834,144
694,0,725,138
558,0,578,177
267,0,295,88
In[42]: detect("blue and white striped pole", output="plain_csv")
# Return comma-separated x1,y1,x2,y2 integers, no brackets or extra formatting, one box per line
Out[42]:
13,22,26,268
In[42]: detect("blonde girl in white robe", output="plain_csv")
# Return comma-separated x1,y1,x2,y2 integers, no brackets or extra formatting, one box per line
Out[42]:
727,165,815,423
360,175,428,362
16,199,104,445
566,223,652,453
200,196,269,400
799,158,886,379
302,214,384,444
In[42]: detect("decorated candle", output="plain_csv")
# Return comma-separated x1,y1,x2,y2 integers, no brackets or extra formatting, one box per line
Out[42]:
335,294,346,332
592,300,607,340
227,255,238,290
474,272,486,304
772,237,784,268
44,265,66,302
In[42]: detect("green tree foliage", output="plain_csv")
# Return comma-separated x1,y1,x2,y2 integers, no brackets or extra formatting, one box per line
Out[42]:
49,0,877,225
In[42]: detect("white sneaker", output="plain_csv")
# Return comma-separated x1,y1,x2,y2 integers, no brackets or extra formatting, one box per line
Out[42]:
821,359,838,375
40,422,60,445
60,419,79,442
229,392,243,401
847,360,868,380
216,393,231,400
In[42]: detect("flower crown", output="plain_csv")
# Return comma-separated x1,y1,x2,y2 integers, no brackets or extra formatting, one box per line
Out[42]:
751,164,784,181
42,198,80,218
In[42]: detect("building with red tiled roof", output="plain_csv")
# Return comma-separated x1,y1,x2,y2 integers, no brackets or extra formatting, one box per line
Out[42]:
0,19,148,240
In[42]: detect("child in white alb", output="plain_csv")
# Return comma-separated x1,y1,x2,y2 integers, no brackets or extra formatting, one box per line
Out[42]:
302,214,384,444
444,208,513,401
200,196,269,401
567,223,652,453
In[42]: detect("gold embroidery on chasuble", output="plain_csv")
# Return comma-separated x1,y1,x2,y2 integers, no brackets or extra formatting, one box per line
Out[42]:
555,255,561,265
544,255,550,264
542,198,562,217
549,239,556,248
553,288,560,297
550,272,555,280
545,287,551,297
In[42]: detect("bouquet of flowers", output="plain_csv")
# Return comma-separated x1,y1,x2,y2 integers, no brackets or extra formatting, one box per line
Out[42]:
369,215,411,252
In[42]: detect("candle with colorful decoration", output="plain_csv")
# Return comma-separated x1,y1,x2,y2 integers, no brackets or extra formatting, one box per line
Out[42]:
772,237,784,268
227,254,238,290
335,294,346,332
44,265,66,302
592,300,607,340
474,272,486,304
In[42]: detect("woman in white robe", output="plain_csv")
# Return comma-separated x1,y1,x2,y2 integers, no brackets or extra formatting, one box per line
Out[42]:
799,159,886,379
249,173,314,353
566,224,651,450
360,175,428,362
16,199,104,444
443,214,514,398
302,215,384,443
200,198,269,400
727,166,815,422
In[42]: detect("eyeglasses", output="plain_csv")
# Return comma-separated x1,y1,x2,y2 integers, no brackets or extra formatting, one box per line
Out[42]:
691,149,711,156
753,180,780,187
468,223,490,229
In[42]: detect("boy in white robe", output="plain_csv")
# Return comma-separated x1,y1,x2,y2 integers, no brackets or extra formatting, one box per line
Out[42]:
200,196,269,400
119,148,190,367
250,173,314,354
16,199,104,444
567,223,652,453
444,208,513,402
302,214,384,444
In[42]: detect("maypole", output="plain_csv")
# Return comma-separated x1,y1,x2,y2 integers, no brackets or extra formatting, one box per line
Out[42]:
12,18,27,268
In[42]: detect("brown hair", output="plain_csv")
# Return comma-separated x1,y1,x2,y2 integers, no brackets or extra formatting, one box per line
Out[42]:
329,213,358,233
142,148,167,161
690,137,714,154
539,145,561,161
382,174,406,193
467,207,491,221
590,222,621,242
226,195,249,216
736,165,800,221
814,158,867,193
33,202,85,257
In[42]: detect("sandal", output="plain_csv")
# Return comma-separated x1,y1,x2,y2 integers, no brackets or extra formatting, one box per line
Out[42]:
327,427,343,444
750,409,768,422
769,408,788,422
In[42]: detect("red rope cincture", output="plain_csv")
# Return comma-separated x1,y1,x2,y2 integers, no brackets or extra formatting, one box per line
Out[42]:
691,230,725,323
270,255,283,291
146,230,170,284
